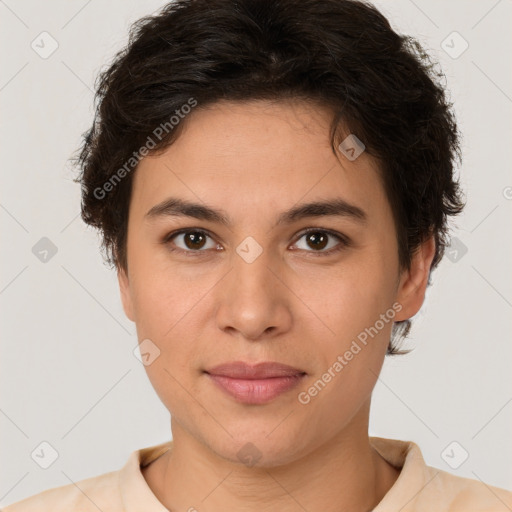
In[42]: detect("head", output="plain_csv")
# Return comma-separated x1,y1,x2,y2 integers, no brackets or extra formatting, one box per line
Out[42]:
74,0,465,464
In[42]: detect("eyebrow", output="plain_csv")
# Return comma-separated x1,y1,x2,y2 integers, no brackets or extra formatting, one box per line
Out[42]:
145,196,368,227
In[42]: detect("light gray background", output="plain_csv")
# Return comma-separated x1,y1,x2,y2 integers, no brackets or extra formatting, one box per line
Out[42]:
1,0,511,506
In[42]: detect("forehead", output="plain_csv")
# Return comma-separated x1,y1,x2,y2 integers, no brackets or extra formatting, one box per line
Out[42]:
130,100,390,228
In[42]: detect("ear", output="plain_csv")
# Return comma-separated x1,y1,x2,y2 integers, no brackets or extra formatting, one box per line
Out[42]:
394,235,436,322
117,266,135,322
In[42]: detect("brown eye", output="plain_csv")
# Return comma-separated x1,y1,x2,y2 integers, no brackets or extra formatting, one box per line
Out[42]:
305,232,329,250
183,231,207,250
163,229,217,253
293,229,350,255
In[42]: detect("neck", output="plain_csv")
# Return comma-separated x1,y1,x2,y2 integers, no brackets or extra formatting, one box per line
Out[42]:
143,402,400,511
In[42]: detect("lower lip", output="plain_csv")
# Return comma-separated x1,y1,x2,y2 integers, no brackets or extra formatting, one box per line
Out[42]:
206,373,306,405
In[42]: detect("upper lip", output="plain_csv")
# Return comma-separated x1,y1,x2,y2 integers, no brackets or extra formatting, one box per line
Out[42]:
204,361,306,379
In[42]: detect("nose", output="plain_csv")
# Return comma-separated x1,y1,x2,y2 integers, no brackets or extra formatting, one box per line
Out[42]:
214,245,292,341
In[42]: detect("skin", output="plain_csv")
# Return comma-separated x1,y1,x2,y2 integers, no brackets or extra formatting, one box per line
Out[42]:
118,99,435,511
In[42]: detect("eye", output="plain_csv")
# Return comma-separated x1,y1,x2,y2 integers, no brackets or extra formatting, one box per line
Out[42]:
162,229,220,255
292,228,350,255
161,227,351,257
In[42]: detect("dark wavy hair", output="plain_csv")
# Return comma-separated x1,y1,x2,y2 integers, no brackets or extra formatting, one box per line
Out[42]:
73,0,465,355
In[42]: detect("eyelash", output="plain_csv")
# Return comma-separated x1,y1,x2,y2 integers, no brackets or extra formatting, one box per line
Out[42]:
161,227,351,257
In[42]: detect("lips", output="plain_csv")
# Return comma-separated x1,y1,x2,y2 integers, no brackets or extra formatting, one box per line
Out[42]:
204,361,306,379
204,361,306,405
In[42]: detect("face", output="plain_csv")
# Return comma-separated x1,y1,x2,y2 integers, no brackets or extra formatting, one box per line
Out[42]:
118,99,434,466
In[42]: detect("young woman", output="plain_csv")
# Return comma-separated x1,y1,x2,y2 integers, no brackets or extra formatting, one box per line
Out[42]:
5,0,511,510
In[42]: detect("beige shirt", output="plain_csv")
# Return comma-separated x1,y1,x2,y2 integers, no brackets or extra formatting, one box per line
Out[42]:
4,436,512,511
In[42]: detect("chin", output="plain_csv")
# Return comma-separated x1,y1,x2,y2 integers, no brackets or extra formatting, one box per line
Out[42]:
206,427,309,469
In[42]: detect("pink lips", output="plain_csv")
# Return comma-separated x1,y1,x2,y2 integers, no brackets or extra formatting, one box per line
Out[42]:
204,361,306,405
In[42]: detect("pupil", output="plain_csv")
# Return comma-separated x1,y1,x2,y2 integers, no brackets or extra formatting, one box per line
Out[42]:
308,232,327,250
186,232,205,250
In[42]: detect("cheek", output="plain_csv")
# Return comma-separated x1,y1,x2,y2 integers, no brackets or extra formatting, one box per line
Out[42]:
297,270,393,424
294,252,396,406
128,256,215,368
129,266,203,409
299,254,395,338
127,245,198,336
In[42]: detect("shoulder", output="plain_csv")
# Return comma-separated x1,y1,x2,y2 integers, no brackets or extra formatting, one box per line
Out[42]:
426,466,512,511
2,441,172,512
2,469,121,512
370,436,512,511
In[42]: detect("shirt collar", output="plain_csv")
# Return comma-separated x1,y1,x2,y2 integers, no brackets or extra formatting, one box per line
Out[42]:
370,436,440,511
119,436,430,511
120,441,172,511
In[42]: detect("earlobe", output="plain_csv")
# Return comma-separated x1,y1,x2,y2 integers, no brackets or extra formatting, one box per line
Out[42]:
394,236,436,322
117,267,135,322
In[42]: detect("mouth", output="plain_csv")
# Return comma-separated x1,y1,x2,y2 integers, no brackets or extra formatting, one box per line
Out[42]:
203,361,307,405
